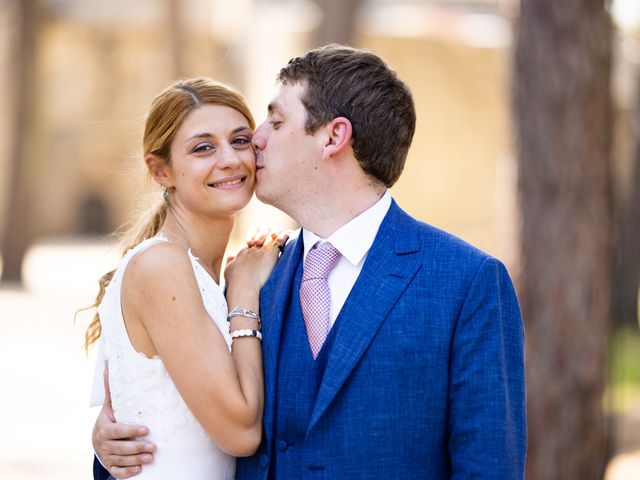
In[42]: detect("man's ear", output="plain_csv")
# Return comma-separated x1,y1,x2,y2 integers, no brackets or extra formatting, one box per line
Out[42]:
322,117,353,159
145,154,172,188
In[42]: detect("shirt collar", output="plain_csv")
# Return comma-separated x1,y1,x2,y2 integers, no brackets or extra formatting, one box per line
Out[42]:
302,191,392,266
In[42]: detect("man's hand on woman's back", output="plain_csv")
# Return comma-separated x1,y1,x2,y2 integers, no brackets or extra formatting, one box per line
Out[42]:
93,368,156,479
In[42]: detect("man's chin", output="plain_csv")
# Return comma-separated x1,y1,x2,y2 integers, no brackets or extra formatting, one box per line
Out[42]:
254,186,274,206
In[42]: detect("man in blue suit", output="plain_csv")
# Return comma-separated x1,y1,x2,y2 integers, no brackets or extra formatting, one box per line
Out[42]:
93,44,526,478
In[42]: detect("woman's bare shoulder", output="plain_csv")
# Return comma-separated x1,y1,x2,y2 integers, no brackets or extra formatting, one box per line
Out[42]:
124,241,196,295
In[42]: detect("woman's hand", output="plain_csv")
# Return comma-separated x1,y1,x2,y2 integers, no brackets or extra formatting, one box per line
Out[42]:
225,231,289,294
245,227,287,248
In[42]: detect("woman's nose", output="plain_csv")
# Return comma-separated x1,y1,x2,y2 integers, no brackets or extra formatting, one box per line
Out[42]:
218,144,242,168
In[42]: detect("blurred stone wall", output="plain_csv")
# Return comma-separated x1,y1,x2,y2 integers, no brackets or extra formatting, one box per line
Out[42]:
28,6,238,238
367,35,514,260
0,0,516,265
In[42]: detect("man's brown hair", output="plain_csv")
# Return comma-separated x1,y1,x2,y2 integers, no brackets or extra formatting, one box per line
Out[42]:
278,44,416,187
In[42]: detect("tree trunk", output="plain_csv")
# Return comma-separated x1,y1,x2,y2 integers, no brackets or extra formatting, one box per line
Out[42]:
1,0,38,284
611,92,640,328
513,1,613,479
166,0,185,78
311,0,362,47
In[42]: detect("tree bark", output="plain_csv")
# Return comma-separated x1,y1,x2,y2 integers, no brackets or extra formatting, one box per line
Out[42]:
311,0,362,47
611,92,640,328
166,0,185,78
1,0,38,284
513,1,613,478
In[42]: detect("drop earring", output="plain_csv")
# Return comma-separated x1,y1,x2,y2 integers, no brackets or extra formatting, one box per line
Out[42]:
162,186,170,202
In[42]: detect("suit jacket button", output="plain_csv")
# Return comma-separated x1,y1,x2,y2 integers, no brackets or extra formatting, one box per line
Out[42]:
276,440,289,451
260,454,269,467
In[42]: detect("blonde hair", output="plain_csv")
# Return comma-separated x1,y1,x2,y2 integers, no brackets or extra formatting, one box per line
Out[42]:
84,78,255,350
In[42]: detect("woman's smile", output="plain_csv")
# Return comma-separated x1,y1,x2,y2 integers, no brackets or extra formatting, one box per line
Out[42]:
208,174,247,189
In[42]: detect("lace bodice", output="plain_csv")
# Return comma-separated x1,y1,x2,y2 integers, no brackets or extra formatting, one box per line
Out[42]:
98,235,235,479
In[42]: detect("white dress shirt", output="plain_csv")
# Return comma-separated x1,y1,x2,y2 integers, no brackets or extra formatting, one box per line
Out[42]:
302,191,392,327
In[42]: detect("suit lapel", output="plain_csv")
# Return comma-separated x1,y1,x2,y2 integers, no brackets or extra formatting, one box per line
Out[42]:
259,232,303,444
308,202,422,432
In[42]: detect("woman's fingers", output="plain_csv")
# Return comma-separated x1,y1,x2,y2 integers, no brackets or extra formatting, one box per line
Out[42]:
244,227,289,253
247,227,271,247
272,231,290,249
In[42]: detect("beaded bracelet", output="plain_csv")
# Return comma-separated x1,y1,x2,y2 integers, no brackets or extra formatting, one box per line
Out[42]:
227,307,261,330
230,329,263,341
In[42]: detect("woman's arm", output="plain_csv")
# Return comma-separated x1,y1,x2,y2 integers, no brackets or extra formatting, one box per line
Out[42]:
122,239,280,456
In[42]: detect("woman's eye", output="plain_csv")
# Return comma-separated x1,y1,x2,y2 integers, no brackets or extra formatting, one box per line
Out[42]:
193,143,214,153
232,136,252,147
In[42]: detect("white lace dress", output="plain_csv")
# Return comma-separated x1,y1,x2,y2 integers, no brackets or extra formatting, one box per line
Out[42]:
97,235,236,479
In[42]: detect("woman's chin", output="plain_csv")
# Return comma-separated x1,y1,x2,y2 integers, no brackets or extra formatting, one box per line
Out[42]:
209,197,253,218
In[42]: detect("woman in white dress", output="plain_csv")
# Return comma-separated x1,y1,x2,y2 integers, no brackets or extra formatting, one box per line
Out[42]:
85,78,286,479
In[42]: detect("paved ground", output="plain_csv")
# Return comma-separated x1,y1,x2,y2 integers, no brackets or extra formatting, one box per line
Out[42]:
0,239,638,479
0,239,116,479
607,400,640,480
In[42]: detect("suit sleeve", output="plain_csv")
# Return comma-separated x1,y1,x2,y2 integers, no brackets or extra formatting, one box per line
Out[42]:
448,257,527,479
93,455,112,480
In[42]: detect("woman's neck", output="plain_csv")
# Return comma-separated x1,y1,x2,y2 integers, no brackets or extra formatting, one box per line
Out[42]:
161,210,234,283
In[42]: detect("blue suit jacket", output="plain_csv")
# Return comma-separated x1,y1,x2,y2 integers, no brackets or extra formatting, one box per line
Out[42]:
237,200,526,479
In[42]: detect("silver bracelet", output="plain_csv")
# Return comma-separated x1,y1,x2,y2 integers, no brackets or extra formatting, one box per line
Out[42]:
230,329,263,341
227,307,261,329
227,307,260,321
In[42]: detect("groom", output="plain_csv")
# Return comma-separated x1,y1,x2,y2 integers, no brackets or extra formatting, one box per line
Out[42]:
93,45,526,478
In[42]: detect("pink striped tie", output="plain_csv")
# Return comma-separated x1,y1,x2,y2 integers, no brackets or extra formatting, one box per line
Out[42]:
300,242,341,359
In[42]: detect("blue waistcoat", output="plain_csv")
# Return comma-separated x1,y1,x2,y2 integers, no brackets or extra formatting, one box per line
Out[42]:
270,256,338,479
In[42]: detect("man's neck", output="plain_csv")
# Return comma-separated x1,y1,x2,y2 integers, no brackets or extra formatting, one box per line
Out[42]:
297,187,386,239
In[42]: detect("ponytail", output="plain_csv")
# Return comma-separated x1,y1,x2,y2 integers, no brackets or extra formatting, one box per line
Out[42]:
83,200,168,350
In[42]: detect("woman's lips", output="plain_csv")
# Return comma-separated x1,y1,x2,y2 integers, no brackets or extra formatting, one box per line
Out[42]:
208,175,246,189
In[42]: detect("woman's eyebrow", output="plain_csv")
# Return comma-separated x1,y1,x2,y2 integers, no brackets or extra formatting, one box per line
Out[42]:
184,126,251,144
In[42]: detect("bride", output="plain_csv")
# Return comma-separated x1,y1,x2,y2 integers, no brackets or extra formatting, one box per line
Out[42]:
86,77,287,479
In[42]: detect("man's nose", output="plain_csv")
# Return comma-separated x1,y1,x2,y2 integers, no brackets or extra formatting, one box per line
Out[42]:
252,122,266,151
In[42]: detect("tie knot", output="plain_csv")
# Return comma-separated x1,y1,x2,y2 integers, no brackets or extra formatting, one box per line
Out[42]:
303,242,341,281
